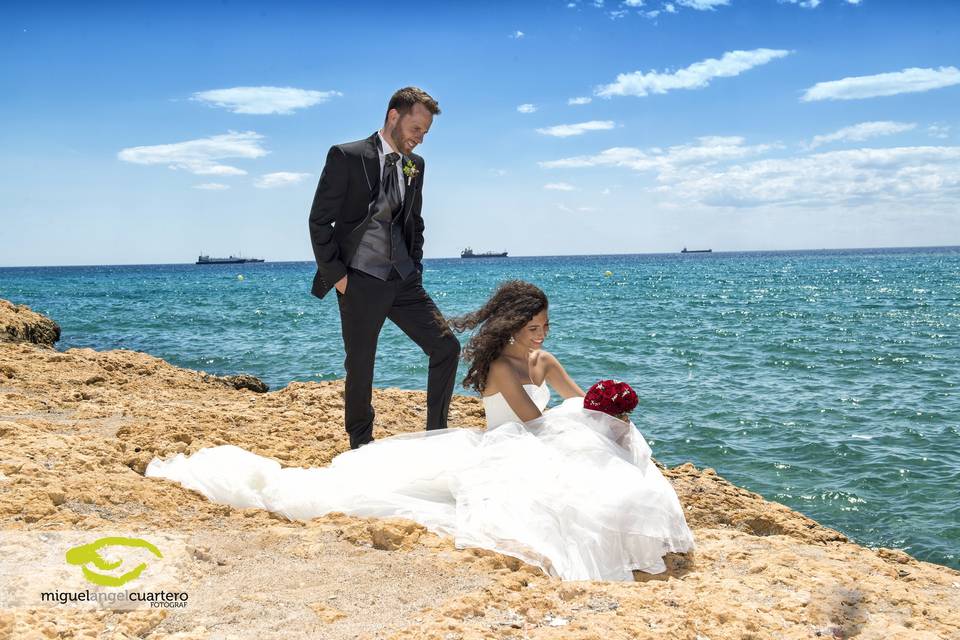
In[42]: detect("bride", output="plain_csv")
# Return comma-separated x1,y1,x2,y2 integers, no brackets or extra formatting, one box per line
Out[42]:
146,281,694,581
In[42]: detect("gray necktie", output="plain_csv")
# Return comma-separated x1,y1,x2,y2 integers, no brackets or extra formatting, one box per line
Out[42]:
382,152,401,216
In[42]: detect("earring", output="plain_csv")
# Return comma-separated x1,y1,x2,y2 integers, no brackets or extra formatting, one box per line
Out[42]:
508,336,516,345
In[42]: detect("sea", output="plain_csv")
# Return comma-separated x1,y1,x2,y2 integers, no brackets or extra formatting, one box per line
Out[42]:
2,247,958,570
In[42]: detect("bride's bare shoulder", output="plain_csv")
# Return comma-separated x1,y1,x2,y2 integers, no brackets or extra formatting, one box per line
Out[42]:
532,349,560,368
488,357,517,379
484,357,513,395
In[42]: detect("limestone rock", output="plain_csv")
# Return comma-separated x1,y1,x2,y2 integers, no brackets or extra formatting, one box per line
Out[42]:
1,297,958,639
0,299,60,347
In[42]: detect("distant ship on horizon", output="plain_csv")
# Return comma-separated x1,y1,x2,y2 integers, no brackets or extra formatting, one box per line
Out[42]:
461,247,508,259
196,254,265,265
681,247,712,254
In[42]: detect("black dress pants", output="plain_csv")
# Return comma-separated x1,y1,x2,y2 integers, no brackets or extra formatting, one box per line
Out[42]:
336,268,461,449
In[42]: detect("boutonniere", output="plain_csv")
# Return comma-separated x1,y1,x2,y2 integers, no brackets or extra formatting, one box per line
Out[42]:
402,159,420,186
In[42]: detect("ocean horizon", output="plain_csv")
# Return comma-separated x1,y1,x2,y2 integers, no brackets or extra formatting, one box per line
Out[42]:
2,245,958,571
4,243,960,269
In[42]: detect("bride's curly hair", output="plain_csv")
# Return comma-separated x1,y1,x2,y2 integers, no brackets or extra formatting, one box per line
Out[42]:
448,280,549,393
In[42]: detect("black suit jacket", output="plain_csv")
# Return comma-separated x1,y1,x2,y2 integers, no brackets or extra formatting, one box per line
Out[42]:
308,132,425,299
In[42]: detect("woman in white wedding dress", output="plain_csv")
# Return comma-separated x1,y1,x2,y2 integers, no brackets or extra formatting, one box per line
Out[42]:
146,281,694,581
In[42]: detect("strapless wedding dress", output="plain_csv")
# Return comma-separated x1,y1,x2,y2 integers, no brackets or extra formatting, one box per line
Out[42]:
481,381,552,428
146,382,694,581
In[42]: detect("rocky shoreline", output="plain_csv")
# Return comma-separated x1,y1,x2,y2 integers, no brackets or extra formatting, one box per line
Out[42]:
1,298,957,639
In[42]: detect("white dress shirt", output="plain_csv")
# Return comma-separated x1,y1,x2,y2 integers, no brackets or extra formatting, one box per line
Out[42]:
377,130,406,201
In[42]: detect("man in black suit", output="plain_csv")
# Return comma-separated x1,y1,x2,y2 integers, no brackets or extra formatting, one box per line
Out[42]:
309,86,460,449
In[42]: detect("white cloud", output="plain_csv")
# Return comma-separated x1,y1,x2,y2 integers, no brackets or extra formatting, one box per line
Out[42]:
194,183,230,190
801,66,960,102
544,182,576,191
657,146,960,208
807,121,916,149
536,120,616,137
557,203,599,214
928,124,951,140
543,147,647,169
118,131,268,176
596,48,791,98
543,135,960,209
568,96,592,105
779,0,821,8
517,103,538,114
588,0,759,19
510,30,525,39
192,87,341,115
254,172,312,189
676,0,729,9
541,136,777,171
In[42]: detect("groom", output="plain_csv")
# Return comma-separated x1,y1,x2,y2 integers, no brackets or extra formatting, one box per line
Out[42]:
308,86,461,449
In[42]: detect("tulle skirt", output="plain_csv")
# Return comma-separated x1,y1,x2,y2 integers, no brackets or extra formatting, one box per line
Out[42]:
146,399,694,581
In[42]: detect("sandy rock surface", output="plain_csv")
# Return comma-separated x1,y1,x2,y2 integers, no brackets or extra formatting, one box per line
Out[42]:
1,299,958,639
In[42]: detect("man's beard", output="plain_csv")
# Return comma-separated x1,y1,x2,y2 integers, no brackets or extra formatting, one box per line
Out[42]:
390,131,406,155
390,122,407,155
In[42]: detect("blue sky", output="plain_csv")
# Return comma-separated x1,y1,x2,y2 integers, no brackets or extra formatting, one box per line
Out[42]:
1,0,958,266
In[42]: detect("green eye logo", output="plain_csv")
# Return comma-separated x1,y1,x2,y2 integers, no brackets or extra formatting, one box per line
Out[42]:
65,537,163,587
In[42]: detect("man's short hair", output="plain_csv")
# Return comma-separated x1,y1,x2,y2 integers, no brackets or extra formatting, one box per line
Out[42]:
386,87,441,122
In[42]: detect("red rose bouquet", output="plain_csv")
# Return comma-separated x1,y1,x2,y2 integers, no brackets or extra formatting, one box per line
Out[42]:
583,380,638,421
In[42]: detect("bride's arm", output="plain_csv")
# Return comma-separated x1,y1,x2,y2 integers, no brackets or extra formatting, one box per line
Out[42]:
541,351,585,399
487,360,543,422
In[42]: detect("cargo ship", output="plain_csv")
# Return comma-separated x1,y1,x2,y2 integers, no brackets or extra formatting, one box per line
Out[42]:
461,247,508,258
196,254,265,265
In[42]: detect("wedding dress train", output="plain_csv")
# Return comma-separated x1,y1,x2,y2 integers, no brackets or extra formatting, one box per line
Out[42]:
146,382,694,581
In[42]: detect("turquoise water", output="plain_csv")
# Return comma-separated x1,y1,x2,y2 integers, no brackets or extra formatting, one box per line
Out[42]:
2,247,958,569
